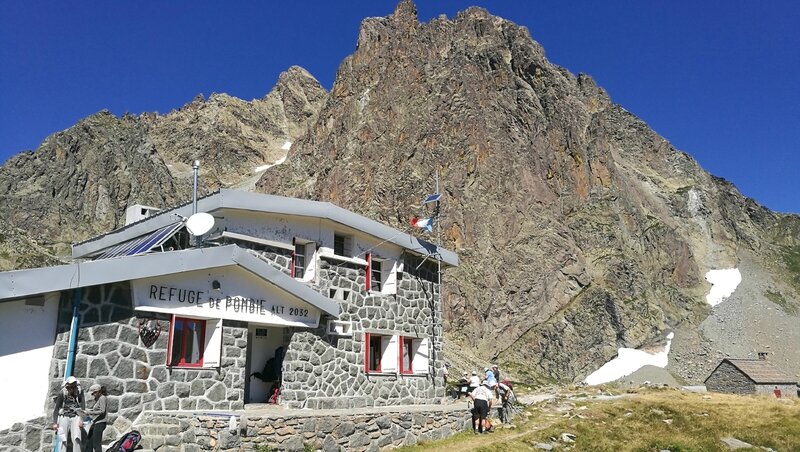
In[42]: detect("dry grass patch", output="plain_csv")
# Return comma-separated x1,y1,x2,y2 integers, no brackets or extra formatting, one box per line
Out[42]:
402,389,800,451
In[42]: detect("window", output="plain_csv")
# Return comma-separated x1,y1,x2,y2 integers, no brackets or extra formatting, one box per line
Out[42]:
169,317,206,367
292,242,306,279
333,233,351,257
364,333,398,373
370,259,382,292
367,334,382,372
400,336,413,374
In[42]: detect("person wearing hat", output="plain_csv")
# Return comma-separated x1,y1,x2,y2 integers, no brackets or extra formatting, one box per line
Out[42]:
484,367,497,387
491,364,500,382
468,371,480,390
82,383,108,452
468,381,494,434
52,376,85,451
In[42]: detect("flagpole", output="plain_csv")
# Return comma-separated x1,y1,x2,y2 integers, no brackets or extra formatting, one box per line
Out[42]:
435,169,442,390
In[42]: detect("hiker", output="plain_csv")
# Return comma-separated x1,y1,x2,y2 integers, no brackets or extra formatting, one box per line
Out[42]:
443,362,450,385
83,383,108,452
468,371,480,390
52,376,85,451
496,380,514,423
492,364,500,381
484,367,497,387
469,381,494,434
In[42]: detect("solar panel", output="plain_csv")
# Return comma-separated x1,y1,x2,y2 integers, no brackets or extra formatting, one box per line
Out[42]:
94,222,184,260
422,193,442,204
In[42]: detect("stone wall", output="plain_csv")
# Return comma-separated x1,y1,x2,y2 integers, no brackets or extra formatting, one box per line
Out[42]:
0,283,249,452
705,361,755,395
754,384,799,398
136,403,471,452
279,254,445,408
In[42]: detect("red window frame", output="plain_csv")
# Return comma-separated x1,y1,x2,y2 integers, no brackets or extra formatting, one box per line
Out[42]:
365,332,383,373
365,253,372,292
168,316,206,368
399,336,414,374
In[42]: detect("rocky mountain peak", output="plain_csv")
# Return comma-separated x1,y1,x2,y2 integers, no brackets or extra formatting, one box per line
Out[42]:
392,0,418,25
258,4,800,383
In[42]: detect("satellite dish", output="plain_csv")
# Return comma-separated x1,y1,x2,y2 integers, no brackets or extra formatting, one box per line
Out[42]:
185,212,215,236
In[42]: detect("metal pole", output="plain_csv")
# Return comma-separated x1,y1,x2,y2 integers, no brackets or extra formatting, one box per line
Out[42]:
434,170,442,387
192,160,200,215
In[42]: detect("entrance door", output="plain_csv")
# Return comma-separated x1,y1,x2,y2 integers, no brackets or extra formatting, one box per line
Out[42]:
246,325,285,404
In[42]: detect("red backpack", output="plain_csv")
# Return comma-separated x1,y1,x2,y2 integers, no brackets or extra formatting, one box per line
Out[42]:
107,430,142,452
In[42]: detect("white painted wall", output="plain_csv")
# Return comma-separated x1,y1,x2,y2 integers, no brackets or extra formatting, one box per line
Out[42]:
0,293,59,430
213,209,407,293
247,325,285,403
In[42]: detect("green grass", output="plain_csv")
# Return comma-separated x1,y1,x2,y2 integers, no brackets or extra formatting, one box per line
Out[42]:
780,244,800,291
764,289,797,314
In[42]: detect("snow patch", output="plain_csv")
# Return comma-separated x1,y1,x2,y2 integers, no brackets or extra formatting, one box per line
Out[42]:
584,332,674,386
254,156,287,173
704,268,741,307
281,141,292,150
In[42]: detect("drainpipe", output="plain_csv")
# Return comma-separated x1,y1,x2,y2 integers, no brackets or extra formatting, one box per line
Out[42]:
55,288,81,452
64,288,82,379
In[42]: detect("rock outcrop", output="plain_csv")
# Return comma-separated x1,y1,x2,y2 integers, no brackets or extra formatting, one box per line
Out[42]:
0,67,326,253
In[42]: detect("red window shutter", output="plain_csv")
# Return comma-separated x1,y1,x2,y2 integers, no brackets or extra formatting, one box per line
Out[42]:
290,237,296,278
365,253,371,292
364,332,370,373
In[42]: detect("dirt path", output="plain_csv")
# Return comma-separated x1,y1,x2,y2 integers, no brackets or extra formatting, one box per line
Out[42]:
421,417,560,452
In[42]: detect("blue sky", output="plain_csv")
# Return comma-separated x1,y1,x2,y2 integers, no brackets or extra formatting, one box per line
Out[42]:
1,1,798,212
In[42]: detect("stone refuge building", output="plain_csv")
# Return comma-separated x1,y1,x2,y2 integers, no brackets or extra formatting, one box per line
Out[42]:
704,354,798,398
0,189,458,450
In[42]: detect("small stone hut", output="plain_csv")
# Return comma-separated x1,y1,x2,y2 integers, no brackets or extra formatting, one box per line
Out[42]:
704,354,798,398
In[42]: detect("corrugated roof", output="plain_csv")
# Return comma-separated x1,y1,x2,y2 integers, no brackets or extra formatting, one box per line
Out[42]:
725,359,797,384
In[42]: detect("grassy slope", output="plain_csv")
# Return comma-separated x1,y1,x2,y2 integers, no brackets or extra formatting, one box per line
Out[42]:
401,389,800,452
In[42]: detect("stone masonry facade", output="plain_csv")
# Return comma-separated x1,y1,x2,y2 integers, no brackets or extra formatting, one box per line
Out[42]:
0,243,450,450
136,404,471,452
0,282,247,452
705,361,755,395
278,254,446,409
706,361,799,398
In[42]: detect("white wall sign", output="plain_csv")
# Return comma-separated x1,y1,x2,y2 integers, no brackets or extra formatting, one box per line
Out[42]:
131,266,321,328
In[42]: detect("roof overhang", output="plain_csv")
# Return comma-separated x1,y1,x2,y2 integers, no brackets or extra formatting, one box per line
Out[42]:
0,245,339,316
72,190,458,267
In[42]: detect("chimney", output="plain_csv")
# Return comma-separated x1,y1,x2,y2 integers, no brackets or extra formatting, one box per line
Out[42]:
758,352,768,361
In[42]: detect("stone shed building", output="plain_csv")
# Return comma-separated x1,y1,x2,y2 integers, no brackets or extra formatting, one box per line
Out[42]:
0,189,458,450
704,355,798,398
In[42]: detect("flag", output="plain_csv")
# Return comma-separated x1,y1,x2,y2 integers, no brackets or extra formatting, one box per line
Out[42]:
410,216,434,232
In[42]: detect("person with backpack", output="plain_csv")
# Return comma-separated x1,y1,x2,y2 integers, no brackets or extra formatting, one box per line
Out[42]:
83,383,108,452
468,381,494,434
52,376,85,451
496,381,513,423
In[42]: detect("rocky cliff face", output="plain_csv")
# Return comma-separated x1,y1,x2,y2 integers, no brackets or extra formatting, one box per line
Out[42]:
256,1,800,382
1,1,798,383
0,67,326,253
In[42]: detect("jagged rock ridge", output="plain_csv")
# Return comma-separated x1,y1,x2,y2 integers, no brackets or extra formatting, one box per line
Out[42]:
0,66,326,253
